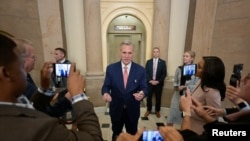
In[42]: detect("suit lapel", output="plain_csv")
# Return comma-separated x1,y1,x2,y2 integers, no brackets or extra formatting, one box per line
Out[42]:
149,59,154,75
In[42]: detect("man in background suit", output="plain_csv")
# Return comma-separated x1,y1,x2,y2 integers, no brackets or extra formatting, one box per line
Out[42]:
101,40,148,141
17,38,37,99
144,47,167,118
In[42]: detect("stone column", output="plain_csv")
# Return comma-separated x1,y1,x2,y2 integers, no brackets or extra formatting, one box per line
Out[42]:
62,0,86,74
83,0,104,77
168,0,190,76
152,0,171,62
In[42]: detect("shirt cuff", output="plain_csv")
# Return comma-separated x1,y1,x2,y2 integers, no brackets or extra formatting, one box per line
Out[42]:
37,87,54,96
71,93,88,104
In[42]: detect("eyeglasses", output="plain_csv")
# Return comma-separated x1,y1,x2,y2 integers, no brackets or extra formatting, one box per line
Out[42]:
28,55,36,60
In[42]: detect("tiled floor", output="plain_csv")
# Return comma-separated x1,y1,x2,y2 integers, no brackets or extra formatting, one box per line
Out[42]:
94,105,179,141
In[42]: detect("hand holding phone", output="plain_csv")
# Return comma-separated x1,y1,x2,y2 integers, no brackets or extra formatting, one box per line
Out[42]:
229,64,243,87
53,63,71,77
183,64,197,76
140,130,163,141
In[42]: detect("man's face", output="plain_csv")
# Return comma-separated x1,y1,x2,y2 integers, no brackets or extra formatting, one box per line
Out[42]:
54,50,65,62
153,48,160,58
120,44,134,65
24,45,36,73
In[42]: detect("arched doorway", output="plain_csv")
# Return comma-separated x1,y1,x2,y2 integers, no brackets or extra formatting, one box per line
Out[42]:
107,14,146,65
101,6,153,71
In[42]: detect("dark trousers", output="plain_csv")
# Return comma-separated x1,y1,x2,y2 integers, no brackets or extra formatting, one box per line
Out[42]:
146,84,163,112
111,108,138,141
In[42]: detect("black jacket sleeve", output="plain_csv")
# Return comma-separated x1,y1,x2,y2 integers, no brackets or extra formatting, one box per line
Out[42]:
31,92,72,117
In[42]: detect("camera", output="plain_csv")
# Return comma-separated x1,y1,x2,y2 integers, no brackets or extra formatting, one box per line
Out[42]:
183,64,197,76
140,130,163,141
53,63,71,77
229,64,243,87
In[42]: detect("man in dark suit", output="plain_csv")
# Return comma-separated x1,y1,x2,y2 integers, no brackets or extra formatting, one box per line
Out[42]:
22,38,37,99
102,40,148,141
51,47,75,121
144,47,167,118
0,33,103,140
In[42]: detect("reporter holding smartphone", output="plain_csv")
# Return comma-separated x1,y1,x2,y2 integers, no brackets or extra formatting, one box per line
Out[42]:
0,34,103,141
167,50,199,127
187,56,226,134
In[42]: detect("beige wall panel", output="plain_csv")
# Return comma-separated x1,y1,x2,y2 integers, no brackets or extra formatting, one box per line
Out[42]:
0,0,45,85
210,0,250,108
191,0,218,62
212,1,250,84
37,0,64,62
217,0,250,20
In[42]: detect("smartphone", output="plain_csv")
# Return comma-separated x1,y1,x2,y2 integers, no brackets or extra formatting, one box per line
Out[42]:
229,64,243,87
140,130,163,141
53,63,71,77
183,64,197,76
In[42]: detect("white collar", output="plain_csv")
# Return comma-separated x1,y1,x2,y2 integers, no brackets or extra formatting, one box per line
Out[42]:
121,62,131,69
0,95,34,109
58,58,66,63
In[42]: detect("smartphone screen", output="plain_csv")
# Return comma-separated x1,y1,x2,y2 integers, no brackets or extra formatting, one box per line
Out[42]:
183,64,197,76
54,63,71,77
141,130,163,141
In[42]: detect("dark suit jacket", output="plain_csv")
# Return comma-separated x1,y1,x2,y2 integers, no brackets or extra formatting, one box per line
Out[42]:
0,99,103,141
101,61,148,121
23,73,37,99
31,91,72,117
145,58,167,85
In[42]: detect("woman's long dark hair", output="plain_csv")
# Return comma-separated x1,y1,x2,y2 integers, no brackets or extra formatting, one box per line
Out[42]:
201,56,226,101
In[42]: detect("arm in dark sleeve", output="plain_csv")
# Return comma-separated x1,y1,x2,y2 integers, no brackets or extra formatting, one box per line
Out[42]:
72,100,103,141
31,92,72,117
31,92,54,113
178,129,207,141
225,107,239,115
45,100,103,141
46,97,72,117
158,60,167,84
178,120,220,141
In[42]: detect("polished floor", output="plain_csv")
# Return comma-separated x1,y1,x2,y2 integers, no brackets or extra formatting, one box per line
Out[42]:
94,104,180,141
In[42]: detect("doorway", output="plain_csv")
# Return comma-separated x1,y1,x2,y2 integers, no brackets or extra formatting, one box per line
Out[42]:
107,33,143,64
106,15,146,66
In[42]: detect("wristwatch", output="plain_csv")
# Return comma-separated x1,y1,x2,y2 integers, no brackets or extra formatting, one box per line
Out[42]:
181,111,191,118
237,101,250,110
